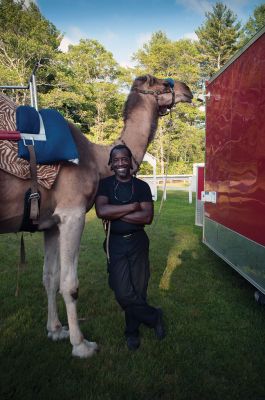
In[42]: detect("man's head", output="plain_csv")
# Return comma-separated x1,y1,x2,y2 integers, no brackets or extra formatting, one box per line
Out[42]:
108,144,133,180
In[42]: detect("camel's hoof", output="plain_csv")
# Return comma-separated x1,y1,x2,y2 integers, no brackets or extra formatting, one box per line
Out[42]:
72,339,99,358
47,326,70,341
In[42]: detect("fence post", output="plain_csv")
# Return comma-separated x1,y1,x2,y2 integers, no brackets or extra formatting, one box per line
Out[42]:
163,176,167,200
188,177,192,204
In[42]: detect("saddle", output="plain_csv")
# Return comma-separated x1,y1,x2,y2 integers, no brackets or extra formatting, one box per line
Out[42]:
0,93,80,227
0,93,79,188
0,93,60,189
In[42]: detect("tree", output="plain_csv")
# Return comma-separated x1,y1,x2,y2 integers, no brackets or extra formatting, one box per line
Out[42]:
0,0,61,103
133,31,200,87
242,4,265,44
40,39,125,137
62,39,119,83
133,31,204,174
196,2,242,78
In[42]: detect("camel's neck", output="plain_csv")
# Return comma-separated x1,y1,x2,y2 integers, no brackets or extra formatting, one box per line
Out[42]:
121,110,155,166
92,97,159,178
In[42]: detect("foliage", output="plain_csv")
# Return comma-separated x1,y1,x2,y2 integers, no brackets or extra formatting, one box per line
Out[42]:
196,2,242,78
0,0,60,103
61,39,119,82
4,0,258,173
241,4,265,44
144,105,205,175
133,31,204,174
39,40,125,133
133,31,200,88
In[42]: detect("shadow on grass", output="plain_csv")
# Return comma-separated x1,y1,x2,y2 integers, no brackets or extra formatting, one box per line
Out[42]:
1,192,265,400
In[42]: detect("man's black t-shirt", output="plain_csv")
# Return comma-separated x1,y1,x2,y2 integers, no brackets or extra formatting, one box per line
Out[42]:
96,175,153,234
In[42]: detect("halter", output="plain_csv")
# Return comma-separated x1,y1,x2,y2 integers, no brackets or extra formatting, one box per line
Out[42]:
131,86,175,116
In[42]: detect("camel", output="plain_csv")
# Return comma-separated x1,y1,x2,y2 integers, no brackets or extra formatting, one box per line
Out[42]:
0,74,193,358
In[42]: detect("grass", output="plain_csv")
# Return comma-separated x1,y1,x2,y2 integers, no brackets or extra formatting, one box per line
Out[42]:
1,191,265,400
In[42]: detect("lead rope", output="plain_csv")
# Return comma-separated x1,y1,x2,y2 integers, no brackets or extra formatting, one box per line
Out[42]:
106,220,111,263
28,144,40,223
102,219,111,263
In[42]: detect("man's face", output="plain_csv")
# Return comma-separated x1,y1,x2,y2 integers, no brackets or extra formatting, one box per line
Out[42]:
111,149,132,180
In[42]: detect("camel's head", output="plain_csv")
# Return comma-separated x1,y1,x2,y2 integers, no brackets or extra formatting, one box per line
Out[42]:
131,74,193,116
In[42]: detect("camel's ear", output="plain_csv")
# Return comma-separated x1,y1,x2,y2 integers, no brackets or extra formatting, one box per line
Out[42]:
133,74,157,88
134,75,147,87
146,75,156,86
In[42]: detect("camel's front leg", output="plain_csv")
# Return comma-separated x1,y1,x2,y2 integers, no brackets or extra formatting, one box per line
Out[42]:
43,227,69,341
58,207,98,358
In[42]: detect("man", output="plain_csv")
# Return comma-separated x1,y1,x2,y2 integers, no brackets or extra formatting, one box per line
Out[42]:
95,144,165,351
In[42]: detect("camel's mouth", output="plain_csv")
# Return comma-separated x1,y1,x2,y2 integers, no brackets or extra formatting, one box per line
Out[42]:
158,90,193,115
185,94,193,103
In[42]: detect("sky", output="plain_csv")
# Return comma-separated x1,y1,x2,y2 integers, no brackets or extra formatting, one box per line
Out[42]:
36,0,264,67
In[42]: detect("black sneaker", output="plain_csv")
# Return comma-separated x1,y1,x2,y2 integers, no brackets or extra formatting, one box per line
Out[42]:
154,308,166,340
126,336,140,351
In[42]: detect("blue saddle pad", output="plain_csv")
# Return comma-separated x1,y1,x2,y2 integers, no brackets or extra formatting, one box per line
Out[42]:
17,107,79,165
16,105,40,134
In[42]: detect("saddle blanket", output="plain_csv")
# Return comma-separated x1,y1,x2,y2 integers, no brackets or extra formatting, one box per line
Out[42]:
0,140,60,189
0,93,60,189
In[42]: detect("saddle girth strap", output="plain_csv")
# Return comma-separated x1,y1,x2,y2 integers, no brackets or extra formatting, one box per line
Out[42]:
27,144,40,224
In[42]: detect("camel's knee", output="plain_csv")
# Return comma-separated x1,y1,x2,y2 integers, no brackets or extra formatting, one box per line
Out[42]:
60,276,79,303
71,288,79,300
57,207,86,227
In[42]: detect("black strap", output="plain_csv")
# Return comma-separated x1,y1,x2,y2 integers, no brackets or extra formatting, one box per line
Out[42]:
27,144,40,224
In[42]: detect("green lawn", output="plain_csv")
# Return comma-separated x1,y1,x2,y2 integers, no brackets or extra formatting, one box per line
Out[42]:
1,191,265,400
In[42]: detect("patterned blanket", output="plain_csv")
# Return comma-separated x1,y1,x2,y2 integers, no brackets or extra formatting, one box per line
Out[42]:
0,93,60,189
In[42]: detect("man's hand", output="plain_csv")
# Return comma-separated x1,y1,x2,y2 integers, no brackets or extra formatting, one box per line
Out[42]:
131,202,141,212
121,201,153,225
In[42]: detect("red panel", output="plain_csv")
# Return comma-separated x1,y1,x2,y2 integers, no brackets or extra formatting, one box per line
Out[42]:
197,166,204,200
205,33,265,246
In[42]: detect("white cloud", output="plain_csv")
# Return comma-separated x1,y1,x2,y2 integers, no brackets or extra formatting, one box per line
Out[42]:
59,26,85,52
119,59,137,68
16,0,38,7
175,0,254,18
59,37,73,52
136,32,152,48
183,32,199,41
175,0,213,16
66,26,84,42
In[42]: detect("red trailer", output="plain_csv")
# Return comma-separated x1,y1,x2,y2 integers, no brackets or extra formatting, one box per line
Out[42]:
203,26,265,297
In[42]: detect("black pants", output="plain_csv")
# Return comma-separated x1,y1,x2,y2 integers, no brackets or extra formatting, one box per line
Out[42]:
107,230,158,338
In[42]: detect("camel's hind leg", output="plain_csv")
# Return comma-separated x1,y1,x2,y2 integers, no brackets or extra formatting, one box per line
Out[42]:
57,207,98,358
43,227,69,340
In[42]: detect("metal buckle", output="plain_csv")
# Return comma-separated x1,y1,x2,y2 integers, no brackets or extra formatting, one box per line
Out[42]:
23,137,34,146
28,192,40,201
